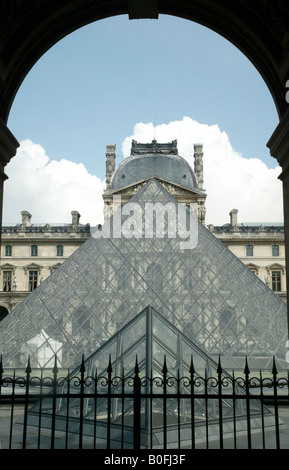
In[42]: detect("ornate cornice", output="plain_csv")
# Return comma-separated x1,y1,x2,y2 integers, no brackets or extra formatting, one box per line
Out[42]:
131,139,178,156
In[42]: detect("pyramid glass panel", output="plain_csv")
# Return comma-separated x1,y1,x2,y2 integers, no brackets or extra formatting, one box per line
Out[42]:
0,179,287,370
29,306,272,449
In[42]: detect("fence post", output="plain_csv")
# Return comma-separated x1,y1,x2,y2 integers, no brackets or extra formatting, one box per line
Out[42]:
22,356,32,449
244,356,251,449
133,356,141,449
0,355,3,393
217,356,223,449
79,354,86,449
162,356,168,450
190,356,195,449
107,355,112,449
272,356,280,449
50,355,58,450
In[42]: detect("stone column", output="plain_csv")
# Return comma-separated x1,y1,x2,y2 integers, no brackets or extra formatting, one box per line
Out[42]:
267,108,289,335
0,119,19,256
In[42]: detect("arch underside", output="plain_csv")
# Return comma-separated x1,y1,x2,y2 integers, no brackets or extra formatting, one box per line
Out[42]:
0,0,288,122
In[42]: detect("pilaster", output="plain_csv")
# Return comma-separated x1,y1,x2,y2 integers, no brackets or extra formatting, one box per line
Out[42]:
0,120,19,253
267,110,289,332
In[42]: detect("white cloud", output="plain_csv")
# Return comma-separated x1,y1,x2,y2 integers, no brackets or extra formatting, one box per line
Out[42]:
2,118,283,228
122,117,283,225
3,139,105,225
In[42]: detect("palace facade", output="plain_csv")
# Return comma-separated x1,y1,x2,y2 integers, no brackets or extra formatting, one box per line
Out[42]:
0,143,285,322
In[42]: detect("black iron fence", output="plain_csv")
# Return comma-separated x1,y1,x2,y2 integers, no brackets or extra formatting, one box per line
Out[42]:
0,355,289,450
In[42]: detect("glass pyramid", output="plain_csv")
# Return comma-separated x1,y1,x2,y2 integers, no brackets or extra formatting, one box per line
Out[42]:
0,178,287,370
28,305,272,449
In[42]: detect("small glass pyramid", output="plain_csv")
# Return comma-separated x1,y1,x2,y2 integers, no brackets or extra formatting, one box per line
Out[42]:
29,305,271,449
0,179,287,370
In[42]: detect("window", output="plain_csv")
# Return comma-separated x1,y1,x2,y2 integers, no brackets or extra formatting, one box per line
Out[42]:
29,270,38,291
31,245,38,256
272,245,279,256
57,244,63,256
5,245,12,256
246,244,253,256
272,271,281,292
2,271,12,292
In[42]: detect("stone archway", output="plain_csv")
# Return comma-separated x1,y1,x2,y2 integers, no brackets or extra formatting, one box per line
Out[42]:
0,0,289,319
0,306,9,322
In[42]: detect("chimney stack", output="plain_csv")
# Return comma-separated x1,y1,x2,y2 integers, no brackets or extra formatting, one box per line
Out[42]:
106,144,116,188
71,210,80,227
194,144,204,190
230,209,238,228
21,210,32,227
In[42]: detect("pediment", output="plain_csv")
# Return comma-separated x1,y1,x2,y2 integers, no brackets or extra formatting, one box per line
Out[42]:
266,263,285,274
104,176,204,198
24,263,42,274
49,263,62,273
246,263,259,274
0,263,16,273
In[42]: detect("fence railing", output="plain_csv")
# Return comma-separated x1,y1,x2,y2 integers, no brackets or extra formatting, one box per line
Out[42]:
0,355,288,450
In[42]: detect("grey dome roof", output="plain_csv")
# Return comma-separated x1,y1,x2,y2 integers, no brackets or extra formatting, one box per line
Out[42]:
110,140,198,191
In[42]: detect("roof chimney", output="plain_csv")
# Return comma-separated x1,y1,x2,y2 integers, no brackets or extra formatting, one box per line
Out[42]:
71,211,80,227
21,210,32,227
230,209,238,228
194,144,204,190
106,144,116,188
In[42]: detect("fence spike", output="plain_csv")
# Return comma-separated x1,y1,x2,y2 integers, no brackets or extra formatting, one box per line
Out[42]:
244,356,250,376
107,354,113,375
217,356,222,376
52,354,58,376
25,356,32,376
162,355,168,375
80,354,86,375
134,355,140,375
272,355,278,376
189,355,195,375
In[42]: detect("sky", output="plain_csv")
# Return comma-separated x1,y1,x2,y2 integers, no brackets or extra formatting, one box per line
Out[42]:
3,14,283,226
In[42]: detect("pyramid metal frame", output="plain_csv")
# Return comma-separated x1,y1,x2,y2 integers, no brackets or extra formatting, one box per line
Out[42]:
0,179,287,370
28,305,274,449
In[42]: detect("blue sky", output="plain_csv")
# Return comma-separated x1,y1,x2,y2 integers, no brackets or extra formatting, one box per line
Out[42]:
4,14,283,225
